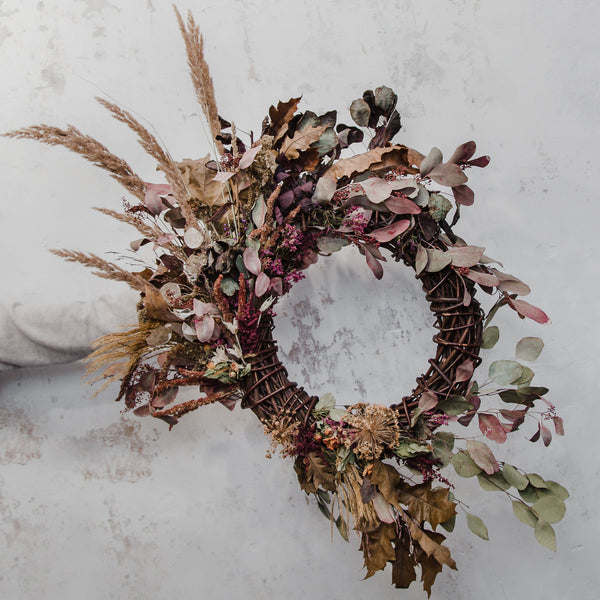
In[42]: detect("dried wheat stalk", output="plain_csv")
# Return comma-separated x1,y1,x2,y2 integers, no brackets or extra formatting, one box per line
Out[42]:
3,124,146,200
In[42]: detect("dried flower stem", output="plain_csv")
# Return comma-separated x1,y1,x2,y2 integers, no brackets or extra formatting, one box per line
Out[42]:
153,389,233,421
3,124,146,200
213,274,234,322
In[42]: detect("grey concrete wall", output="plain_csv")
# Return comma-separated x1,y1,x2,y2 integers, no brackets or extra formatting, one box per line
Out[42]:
1,1,597,598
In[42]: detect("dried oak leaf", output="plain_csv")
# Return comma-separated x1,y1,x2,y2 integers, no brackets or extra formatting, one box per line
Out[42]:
370,461,456,571
360,523,397,578
396,481,457,531
281,125,328,160
267,97,302,141
392,530,418,589
295,452,336,493
414,529,448,598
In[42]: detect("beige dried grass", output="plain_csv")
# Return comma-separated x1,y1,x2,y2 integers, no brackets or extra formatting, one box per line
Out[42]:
3,124,146,200
174,6,223,155
95,97,198,228
50,248,147,290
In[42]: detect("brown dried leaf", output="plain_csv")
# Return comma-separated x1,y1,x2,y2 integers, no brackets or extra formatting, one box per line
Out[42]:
360,523,397,578
281,125,328,160
414,529,448,597
269,97,302,141
177,155,226,208
392,531,418,589
304,452,336,492
142,284,177,322
396,482,457,530
323,145,412,183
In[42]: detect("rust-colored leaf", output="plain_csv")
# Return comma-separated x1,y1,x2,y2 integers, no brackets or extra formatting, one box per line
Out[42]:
268,96,301,140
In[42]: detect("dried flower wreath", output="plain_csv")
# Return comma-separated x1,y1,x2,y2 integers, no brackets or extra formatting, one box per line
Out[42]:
5,8,568,596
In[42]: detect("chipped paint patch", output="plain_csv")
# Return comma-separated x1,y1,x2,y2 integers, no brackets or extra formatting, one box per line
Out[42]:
0,405,45,465
65,418,158,482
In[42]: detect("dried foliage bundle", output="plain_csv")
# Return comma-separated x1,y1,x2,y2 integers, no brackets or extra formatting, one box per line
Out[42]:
5,8,568,596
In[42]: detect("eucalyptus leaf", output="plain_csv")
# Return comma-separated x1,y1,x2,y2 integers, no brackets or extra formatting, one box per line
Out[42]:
512,501,538,528
374,85,397,113
489,360,524,385
437,395,472,416
466,513,489,541
440,515,456,533
314,392,336,412
477,472,511,492
516,337,544,361
329,408,347,421
432,432,455,467
428,193,453,222
482,326,499,349
451,451,481,478
546,481,570,501
349,98,371,127
532,496,566,524
519,485,544,504
317,236,349,253
514,366,535,386
425,248,452,273
535,519,556,551
336,515,350,542
251,194,267,227
415,245,428,275
527,473,549,489
220,277,239,296
316,497,331,519
502,464,529,490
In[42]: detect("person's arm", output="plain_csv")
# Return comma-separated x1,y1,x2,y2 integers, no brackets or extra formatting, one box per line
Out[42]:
0,292,138,370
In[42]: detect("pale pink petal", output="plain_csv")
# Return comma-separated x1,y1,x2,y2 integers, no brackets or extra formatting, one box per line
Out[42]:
255,272,271,297
371,219,411,243
243,247,262,275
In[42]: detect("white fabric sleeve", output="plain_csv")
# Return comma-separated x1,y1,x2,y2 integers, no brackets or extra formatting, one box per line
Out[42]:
0,292,139,370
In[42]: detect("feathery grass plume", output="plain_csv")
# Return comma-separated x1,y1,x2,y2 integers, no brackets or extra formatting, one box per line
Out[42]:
173,5,223,155
93,206,157,238
50,248,147,290
3,124,146,200
95,97,198,228
85,322,160,395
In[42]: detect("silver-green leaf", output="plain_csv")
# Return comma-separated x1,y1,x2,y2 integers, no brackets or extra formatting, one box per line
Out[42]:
466,513,489,540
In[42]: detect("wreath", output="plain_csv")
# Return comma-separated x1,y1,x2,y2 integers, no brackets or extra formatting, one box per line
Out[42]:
6,8,568,596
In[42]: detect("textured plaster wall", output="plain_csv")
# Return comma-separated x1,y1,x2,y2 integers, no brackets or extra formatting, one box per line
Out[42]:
1,1,599,599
